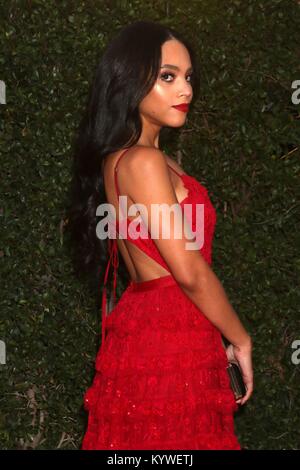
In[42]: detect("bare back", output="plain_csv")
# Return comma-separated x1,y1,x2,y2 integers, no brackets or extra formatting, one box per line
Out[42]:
102,146,189,282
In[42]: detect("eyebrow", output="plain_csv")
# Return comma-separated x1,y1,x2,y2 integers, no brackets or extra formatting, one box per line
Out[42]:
160,64,193,72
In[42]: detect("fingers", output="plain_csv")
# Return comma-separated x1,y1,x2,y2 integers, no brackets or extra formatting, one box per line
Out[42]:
225,342,254,406
225,344,235,362
236,380,254,406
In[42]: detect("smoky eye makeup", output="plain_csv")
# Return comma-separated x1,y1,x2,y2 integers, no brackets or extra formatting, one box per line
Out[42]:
160,71,194,82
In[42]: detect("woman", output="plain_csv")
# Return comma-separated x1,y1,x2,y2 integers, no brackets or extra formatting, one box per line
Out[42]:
67,20,253,450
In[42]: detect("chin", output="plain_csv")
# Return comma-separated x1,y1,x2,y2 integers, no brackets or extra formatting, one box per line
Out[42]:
170,119,187,128
165,117,187,128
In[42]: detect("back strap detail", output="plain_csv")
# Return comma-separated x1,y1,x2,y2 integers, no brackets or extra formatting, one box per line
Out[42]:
100,148,182,351
114,148,132,199
100,237,119,355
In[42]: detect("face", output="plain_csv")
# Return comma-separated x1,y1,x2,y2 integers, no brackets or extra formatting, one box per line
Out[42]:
139,39,194,130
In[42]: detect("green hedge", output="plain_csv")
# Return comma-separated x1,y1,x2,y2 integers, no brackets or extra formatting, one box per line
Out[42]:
0,0,299,449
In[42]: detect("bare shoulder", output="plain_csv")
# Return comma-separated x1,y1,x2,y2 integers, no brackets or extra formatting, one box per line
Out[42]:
106,145,186,181
120,146,186,176
124,145,168,175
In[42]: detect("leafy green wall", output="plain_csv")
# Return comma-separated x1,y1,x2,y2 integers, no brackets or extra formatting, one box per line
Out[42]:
0,0,299,449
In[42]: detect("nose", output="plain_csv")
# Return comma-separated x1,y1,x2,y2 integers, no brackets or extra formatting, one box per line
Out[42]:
177,78,193,99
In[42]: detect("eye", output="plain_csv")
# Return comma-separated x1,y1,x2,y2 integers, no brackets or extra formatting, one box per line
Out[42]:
160,72,175,82
160,72,194,83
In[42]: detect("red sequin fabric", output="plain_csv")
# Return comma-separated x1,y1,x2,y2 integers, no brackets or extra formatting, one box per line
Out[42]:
81,149,241,450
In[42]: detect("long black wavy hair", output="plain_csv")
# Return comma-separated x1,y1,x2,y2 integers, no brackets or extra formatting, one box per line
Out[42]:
65,20,199,293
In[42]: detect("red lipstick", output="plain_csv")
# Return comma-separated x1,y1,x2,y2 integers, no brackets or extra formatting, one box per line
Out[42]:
172,103,189,113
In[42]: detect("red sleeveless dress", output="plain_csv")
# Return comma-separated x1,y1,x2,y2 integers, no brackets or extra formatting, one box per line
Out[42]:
81,149,241,450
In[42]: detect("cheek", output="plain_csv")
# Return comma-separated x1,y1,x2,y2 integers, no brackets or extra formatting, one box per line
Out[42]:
144,83,169,108
152,82,169,103
139,82,171,116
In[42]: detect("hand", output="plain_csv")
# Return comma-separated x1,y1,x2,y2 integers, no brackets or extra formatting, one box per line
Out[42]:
225,341,254,406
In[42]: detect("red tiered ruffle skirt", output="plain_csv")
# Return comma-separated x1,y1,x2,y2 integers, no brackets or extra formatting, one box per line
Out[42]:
82,274,241,450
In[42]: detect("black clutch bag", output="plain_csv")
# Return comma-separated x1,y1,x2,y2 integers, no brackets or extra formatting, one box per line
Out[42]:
226,361,247,400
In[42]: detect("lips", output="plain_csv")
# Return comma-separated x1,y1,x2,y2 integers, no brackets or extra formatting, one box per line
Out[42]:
172,104,189,113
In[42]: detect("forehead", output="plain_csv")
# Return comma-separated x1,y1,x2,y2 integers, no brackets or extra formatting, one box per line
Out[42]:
161,39,192,67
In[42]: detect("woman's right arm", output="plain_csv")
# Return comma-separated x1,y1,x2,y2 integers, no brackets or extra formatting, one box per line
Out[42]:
180,265,252,350
180,267,253,405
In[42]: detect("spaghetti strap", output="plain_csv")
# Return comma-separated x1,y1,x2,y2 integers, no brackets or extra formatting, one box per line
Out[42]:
114,147,132,198
166,163,184,178
100,237,119,356
100,147,132,354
